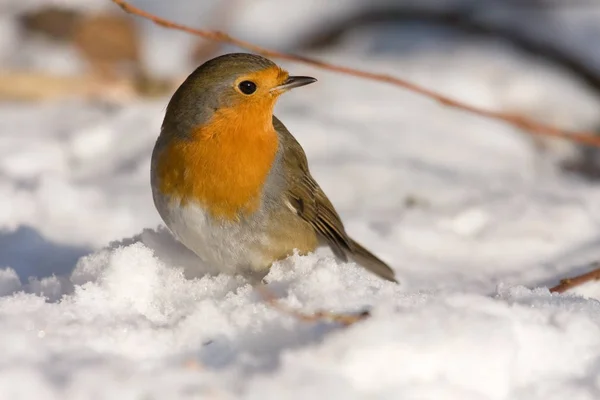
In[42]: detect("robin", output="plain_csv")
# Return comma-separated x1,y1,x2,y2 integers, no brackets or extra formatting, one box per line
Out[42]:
151,53,397,283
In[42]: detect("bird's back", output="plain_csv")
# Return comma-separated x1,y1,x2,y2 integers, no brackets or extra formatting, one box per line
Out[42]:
273,117,397,282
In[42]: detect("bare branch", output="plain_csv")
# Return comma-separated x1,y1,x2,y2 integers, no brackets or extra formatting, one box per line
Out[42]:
549,263,600,293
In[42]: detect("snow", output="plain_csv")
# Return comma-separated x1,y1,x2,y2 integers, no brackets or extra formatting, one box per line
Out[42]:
5,1,600,398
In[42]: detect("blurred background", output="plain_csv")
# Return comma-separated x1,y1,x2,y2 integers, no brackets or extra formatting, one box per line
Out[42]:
4,0,600,292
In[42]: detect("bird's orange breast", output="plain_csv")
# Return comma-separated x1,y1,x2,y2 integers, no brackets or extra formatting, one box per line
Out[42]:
156,104,279,220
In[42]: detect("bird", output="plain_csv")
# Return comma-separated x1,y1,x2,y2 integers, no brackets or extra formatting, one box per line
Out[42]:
151,53,397,283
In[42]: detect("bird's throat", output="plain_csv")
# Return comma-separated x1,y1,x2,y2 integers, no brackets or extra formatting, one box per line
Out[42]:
157,105,279,220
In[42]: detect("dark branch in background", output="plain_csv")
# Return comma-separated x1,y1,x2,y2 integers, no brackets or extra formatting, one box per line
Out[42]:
502,0,600,7
110,0,600,149
298,5,600,179
299,8,600,100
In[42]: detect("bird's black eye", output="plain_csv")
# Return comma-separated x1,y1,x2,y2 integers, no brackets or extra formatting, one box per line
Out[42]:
238,80,257,95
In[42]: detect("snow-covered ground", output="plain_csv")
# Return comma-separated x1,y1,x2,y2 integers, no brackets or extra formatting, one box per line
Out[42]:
5,2,600,398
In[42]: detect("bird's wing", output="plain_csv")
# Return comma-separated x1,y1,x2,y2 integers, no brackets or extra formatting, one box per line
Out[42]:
273,117,350,260
273,116,397,282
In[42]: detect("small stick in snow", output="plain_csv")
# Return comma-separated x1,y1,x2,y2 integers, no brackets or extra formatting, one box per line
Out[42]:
256,285,370,326
110,0,600,149
549,263,600,293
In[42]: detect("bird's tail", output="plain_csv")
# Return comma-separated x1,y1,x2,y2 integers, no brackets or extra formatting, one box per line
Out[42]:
347,238,397,283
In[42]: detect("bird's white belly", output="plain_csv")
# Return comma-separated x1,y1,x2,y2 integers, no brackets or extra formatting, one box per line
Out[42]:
154,195,273,275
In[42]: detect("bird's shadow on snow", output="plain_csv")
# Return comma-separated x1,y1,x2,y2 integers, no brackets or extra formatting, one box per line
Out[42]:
0,225,375,371
107,228,348,373
198,318,340,373
195,279,352,373
0,225,92,297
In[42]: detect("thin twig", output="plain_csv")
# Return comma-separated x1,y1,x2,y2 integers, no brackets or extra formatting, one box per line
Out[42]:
549,263,600,293
190,0,240,63
256,285,370,326
111,0,600,148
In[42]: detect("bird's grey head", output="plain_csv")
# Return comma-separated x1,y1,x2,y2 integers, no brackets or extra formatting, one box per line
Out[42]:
161,53,280,136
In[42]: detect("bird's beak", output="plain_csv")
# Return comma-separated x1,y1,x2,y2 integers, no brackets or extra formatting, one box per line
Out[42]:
271,76,317,93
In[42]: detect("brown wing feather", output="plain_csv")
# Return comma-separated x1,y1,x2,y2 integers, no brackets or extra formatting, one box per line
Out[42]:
274,116,397,282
